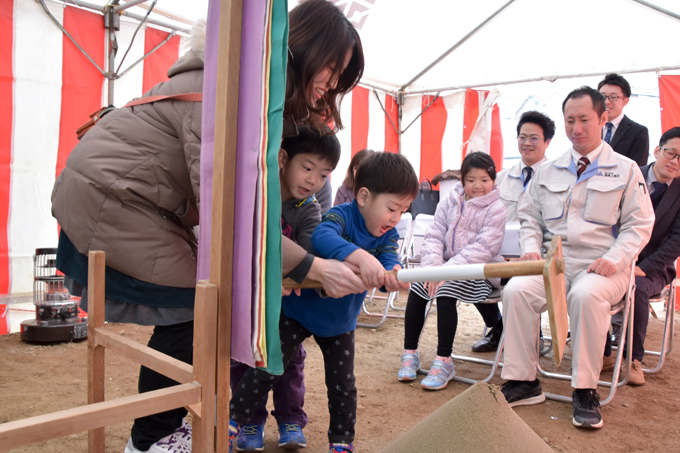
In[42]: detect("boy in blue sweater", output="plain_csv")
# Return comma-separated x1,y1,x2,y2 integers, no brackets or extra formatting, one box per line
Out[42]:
229,152,419,453
230,126,341,451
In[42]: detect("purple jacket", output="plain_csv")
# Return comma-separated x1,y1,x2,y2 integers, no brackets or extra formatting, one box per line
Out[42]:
421,181,506,287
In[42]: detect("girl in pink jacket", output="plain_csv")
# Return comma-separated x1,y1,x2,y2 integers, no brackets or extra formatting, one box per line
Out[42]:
398,152,506,390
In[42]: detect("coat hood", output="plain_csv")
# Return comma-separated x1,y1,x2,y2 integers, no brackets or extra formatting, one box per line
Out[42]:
168,19,206,77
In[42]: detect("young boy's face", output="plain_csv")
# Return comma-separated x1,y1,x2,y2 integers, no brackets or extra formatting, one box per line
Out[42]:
356,189,414,237
278,150,333,201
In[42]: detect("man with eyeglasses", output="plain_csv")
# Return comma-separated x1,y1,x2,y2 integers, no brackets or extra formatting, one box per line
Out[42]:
496,111,556,222
598,73,649,166
499,86,653,429
606,127,680,386
469,112,557,355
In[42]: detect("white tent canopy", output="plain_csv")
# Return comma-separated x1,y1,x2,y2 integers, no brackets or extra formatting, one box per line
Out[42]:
327,0,680,94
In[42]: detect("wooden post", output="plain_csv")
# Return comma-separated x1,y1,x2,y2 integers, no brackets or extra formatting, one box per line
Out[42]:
87,251,106,452
191,281,219,453
212,0,243,450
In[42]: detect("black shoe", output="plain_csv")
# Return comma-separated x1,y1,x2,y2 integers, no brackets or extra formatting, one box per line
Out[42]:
572,388,603,429
501,379,545,407
611,324,621,347
472,325,503,353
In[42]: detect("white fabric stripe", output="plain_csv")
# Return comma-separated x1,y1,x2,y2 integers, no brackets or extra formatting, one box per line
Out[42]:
366,87,385,151
469,88,502,156
112,17,146,106
401,95,421,176
332,90,353,200
397,263,487,283
441,91,466,171
10,0,65,293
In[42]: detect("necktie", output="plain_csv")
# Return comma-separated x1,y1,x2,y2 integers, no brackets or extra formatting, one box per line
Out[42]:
522,166,533,187
576,156,590,177
604,122,614,144
650,181,667,210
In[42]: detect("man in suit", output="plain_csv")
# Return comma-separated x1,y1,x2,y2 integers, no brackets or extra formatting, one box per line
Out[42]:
625,127,680,385
598,73,649,166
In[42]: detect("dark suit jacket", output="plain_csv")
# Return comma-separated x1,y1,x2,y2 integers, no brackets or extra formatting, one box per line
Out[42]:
609,115,649,167
637,164,680,283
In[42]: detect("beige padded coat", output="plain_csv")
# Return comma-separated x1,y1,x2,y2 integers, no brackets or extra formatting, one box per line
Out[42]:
51,50,204,289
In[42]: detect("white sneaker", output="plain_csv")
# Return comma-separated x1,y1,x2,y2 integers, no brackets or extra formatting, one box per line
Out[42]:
125,419,192,453
150,419,192,452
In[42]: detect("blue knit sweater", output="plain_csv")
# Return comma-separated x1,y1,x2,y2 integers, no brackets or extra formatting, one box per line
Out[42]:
282,200,400,336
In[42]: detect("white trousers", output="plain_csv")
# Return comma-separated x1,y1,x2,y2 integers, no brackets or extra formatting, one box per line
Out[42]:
501,262,630,389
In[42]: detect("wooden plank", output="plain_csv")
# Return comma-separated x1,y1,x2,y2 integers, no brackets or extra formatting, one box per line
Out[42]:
94,329,194,384
192,281,219,453
87,251,106,452
0,384,201,451
212,0,243,451
544,236,568,367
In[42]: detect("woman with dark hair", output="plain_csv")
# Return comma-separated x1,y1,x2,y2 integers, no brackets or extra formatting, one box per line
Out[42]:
333,149,374,206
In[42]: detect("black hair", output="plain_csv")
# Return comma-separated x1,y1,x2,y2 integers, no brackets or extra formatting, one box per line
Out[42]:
660,127,680,148
597,73,632,98
280,125,341,169
354,152,419,199
460,152,497,182
286,0,365,131
562,86,606,117
343,149,374,190
516,111,556,141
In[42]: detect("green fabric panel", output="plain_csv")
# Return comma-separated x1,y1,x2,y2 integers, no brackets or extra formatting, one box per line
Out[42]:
261,0,288,375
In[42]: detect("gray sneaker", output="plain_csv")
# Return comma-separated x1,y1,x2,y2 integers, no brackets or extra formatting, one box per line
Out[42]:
398,351,420,382
572,388,603,429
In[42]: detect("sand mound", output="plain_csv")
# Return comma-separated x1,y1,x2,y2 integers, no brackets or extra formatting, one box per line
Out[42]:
380,382,552,452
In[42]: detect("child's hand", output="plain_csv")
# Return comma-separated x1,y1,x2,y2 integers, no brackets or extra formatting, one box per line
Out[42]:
425,281,444,298
384,264,410,293
346,249,385,289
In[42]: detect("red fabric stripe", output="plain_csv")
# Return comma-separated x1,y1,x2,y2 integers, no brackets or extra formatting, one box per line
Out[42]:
384,94,399,153
462,88,480,158
659,75,680,134
56,6,105,179
350,86,369,157
0,0,13,294
420,95,447,185
142,28,181,95
489,103,503,172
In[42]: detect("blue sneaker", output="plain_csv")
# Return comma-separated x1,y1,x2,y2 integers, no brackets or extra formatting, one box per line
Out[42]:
278,423,307,449
329,442,354,453
398,351,420,381
229,420,239,453
235,424,264,452
421,359,455,390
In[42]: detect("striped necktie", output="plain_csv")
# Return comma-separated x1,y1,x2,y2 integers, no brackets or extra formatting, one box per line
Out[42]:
604,122,613,144
522,167,533,187
576,157,590,177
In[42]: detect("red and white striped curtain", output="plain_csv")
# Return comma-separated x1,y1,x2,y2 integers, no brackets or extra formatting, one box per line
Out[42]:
0,0,183,296
332,85,503,192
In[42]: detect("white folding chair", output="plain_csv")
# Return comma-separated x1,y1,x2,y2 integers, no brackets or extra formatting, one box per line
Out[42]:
403,214,435,269
537,263,636,407
643,279,675,373
357,213,413,328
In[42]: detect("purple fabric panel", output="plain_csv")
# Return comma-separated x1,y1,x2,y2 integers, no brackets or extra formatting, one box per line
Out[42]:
230,0,268,365
197,0,219,282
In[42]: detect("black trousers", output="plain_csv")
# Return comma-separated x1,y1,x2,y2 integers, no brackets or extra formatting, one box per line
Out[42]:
131,321,194,450
230,314,357,444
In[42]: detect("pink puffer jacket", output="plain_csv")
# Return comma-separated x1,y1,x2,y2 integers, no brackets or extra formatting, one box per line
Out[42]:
421,181,506,286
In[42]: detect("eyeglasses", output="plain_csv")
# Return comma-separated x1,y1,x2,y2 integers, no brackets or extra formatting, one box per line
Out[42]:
661,147,680,162
602,94,624,102
517,135,542,145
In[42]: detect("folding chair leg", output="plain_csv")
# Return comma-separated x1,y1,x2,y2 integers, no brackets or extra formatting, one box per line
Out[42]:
541,287,634,407
357,290,403,328
643,283,675,374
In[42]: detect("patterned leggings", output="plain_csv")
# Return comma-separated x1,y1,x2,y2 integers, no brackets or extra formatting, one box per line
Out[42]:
230,313,357,444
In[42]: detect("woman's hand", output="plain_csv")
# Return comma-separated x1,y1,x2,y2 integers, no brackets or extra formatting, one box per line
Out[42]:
307,257,366,298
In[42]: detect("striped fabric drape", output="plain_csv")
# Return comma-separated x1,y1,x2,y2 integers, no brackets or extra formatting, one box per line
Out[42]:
0,0,183,297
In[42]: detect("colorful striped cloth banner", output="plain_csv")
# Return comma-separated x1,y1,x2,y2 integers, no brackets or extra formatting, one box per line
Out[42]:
199,0,286,373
